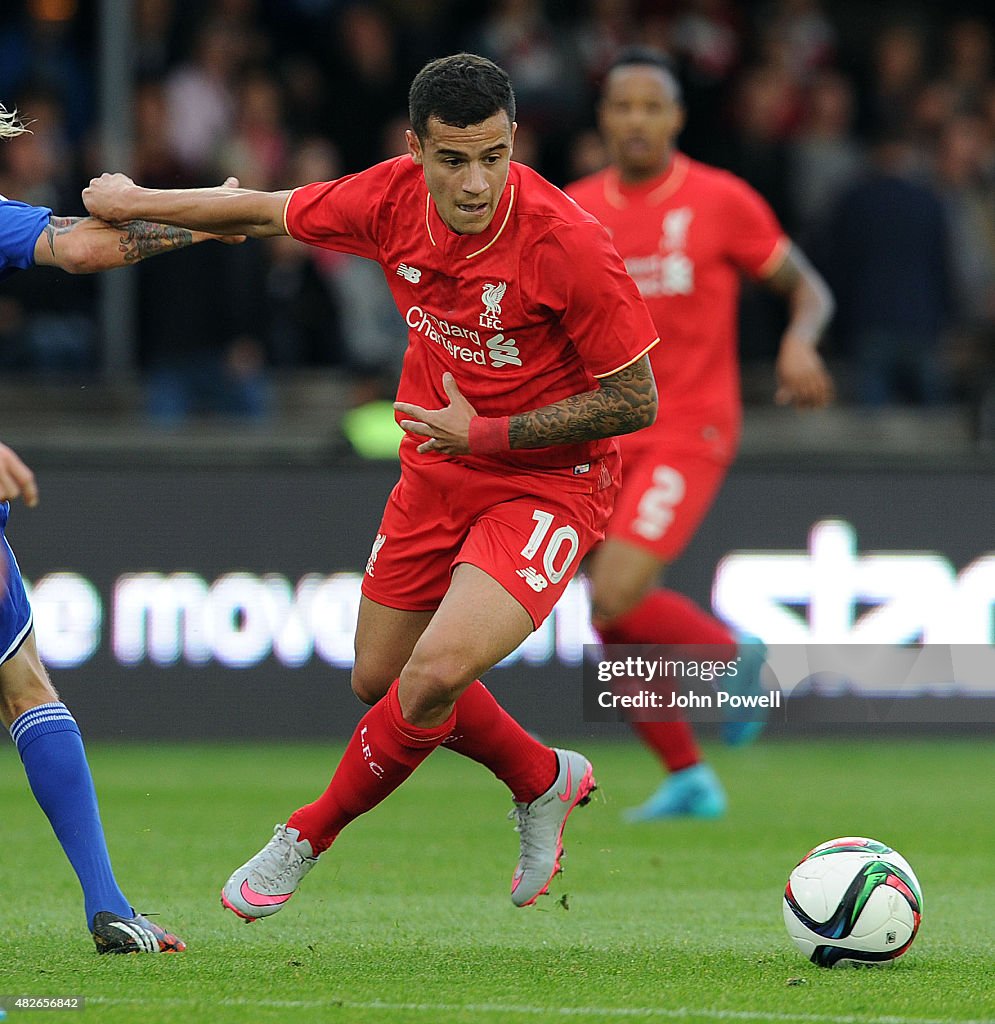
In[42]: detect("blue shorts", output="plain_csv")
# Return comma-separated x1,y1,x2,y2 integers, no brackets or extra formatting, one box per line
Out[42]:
0,501,33,664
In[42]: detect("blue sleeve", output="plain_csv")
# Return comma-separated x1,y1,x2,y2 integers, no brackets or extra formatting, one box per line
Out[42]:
0,198,53,276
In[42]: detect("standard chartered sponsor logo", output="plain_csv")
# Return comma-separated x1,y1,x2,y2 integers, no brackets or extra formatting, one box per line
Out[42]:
406,304,522,368
625,252,694,297
486,332,522,367
406,304,485,364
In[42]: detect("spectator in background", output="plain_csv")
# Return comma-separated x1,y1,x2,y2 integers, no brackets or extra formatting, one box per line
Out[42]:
138,233,271,425
909,78,961,154
133,0,182,81
470,0,586,179
826,127,953,407
572,0,640,96
931,113,995,403
789,70,864,251
216,68,290,191
164,19,241,177
324,4,406,173
666,0,743,164
758,0,837,85
858,22,925,140
132,70,271,423
719,64,800,363
941,17,993,114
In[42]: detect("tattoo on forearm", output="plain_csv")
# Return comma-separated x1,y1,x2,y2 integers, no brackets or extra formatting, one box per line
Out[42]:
44,216,196,265
43,216,82,258
508,356,657,450
115,220,196,262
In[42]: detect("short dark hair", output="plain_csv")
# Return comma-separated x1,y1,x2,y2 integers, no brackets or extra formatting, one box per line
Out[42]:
604,46,683,104
408,53,516,140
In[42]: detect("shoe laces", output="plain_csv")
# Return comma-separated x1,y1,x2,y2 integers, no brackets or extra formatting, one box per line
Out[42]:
508,805,546,863
254,826,308,889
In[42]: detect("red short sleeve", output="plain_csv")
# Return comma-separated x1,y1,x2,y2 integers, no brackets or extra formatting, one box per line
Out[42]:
284,160,401,260
719,176,789,279
531,220,659,378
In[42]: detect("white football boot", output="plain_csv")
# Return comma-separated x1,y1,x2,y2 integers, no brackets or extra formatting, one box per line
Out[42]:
509,748,596,907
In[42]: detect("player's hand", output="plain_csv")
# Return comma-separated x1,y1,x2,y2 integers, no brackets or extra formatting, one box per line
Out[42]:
395,372,476,455
0,442,38,508
775,335,835,409
83,172,141,223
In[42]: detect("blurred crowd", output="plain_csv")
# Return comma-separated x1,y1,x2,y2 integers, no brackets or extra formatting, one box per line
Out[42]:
2,0,995,424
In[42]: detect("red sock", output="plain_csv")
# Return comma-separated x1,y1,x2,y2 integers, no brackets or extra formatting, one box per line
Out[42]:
596,589,733,774
628,719,701,773
288,680,454,853
442,680,557,803
597,588,735,651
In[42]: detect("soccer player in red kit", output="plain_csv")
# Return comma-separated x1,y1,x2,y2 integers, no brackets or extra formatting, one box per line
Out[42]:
567,49,834,821
84,54,659,913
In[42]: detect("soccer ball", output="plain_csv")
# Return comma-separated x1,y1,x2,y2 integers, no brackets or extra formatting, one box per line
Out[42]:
783,837,923,967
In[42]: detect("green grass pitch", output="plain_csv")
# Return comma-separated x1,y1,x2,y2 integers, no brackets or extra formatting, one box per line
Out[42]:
1,737,993,1024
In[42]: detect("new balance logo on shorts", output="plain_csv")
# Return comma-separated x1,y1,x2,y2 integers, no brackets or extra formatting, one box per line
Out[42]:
396,263,422,283
516,566,548,592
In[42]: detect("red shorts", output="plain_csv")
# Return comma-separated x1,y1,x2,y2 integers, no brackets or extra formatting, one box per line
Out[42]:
362,454,618,628
607,430,732,561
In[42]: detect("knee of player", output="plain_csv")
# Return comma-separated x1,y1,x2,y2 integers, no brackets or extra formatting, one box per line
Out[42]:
400,653,470,705
589,580,644,626
350,669,387,706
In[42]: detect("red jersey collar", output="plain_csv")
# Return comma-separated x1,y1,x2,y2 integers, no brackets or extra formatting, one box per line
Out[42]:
423,170,518,260
603,153,689,210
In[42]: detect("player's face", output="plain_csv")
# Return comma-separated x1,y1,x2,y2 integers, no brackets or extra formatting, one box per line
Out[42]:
407,112,516,235
599,65,685,182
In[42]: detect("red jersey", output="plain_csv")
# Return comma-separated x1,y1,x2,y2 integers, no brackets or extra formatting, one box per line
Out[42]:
285,156,658,474
567,153,788,455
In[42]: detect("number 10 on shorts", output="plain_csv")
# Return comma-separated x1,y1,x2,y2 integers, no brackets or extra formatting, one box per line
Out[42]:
520,510,580,585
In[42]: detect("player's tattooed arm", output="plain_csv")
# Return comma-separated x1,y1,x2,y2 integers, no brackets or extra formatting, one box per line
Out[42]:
508,354,657,449
43,215,199,265
34,210,243,274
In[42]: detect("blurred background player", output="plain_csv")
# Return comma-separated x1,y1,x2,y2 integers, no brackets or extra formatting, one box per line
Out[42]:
567,49,835,822
0,103,238,953
83,53,659,916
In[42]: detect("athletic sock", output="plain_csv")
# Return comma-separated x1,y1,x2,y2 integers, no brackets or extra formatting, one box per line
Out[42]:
628,719,701,773
288,680,454,854
442,680,558,803
10,702,132,929
597,588,736,651
596,589,735,774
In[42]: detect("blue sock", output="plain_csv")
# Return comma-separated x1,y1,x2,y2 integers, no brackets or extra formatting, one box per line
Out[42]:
11,702,132,929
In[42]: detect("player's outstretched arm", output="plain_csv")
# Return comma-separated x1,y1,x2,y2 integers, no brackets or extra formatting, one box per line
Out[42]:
83,172,290,239
765,244,836,409
396,358,657,456
0,442,38,507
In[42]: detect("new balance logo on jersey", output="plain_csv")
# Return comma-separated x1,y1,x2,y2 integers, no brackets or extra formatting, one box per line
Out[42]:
366,533,386,576
516,567,548,592
486,333,522,367
396,264,422,283
479,281,507,329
